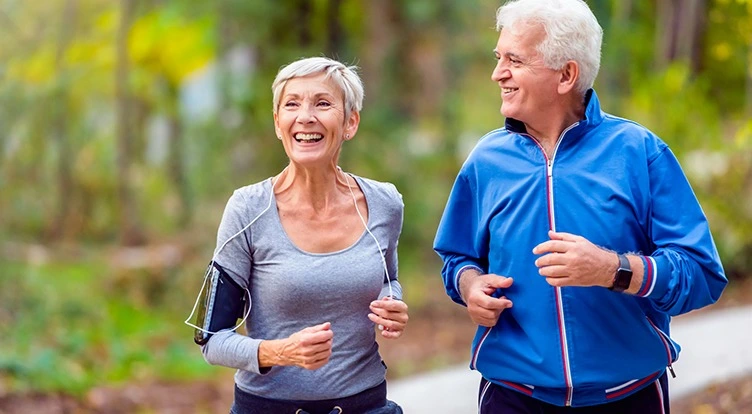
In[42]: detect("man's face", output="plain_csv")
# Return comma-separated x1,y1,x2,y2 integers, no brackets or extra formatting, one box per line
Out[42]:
491,23,562,125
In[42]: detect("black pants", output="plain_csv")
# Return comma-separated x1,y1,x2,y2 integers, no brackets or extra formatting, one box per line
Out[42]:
230,380,403,414
479,373,669,414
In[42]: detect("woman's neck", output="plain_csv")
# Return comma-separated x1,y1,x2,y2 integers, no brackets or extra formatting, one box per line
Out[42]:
273,164,351,213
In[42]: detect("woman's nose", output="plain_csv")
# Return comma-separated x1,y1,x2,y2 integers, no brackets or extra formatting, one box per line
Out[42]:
297,105,316,123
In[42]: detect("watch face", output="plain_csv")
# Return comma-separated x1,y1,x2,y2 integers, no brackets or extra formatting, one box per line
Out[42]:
614,269,632,290
611,254,633,292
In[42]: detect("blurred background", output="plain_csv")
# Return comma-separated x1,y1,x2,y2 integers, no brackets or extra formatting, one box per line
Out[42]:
1,0,751,412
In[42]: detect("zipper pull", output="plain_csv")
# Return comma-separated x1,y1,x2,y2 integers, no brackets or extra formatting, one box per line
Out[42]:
668,364,676,378
547,160,553,177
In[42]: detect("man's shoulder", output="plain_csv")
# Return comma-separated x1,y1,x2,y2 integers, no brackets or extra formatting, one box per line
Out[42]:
478,127,514,144
466,127,516,157
598,113,668,151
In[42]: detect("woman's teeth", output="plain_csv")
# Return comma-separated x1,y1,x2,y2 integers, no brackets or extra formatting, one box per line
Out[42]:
295,133,324,143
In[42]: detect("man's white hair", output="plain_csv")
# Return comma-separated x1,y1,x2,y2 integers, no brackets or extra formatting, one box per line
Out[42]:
496,0,603,96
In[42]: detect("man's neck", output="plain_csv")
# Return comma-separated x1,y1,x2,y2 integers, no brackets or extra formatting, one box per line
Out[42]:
524,98,586,157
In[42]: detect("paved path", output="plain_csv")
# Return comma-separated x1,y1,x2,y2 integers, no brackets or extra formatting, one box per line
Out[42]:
387,305,752,413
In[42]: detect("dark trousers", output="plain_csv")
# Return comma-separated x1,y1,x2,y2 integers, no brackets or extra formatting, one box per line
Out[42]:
479,373,669,414
231,380,403,414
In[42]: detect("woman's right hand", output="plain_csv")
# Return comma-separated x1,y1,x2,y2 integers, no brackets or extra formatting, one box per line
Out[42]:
259,322,333,370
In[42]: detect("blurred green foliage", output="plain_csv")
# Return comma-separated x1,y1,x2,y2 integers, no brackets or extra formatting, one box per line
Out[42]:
1,0,751,396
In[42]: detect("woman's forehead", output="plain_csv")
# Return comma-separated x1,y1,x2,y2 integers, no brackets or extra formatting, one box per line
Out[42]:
283,73,340,96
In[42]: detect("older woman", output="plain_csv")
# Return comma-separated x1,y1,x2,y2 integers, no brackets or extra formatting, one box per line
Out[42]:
189,57,408,414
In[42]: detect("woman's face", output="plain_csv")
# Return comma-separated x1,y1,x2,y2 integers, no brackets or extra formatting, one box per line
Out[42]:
274,73,359,168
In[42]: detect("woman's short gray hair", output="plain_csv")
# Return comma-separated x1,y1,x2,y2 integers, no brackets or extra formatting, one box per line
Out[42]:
496,0,603,96
272,57,364,118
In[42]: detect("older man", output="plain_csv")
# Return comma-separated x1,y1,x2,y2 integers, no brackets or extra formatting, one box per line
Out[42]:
434,0,727,412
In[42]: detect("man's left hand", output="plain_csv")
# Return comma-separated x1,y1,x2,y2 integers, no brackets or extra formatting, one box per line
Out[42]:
532,230,616,288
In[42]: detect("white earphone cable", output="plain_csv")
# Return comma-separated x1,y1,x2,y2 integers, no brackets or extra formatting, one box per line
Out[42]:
185,165,394,336
184,173,279,334
339,166,394,299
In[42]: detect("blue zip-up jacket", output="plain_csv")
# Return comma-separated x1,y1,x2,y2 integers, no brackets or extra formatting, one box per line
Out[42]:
433,90,727,407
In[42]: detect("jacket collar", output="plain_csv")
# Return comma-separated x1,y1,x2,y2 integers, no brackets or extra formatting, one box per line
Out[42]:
504,89,605,136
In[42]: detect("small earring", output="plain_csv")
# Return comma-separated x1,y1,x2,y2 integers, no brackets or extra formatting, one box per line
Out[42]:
345,134,350,140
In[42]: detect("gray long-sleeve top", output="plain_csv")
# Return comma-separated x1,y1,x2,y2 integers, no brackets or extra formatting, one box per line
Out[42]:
201,174,404,400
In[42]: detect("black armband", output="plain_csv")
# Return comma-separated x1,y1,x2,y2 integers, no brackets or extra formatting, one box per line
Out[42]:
193,261,247,345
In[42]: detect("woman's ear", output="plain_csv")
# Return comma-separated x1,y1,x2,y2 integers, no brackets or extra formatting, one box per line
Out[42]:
344,111,360,140
557,61,579,95
273,112,282,139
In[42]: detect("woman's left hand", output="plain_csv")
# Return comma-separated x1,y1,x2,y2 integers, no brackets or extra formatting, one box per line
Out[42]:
368,296,409,339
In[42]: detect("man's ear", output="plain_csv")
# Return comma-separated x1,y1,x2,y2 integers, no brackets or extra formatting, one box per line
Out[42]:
558,61,579,95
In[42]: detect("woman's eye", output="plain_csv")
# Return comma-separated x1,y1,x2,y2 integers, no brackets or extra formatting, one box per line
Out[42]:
317,101,331,107
284,101,298,107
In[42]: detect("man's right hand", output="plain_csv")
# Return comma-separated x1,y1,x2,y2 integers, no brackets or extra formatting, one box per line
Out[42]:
259,322,334,370
459,270,514,327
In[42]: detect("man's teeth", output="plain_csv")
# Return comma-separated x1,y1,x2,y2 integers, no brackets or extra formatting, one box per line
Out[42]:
295,133,323,142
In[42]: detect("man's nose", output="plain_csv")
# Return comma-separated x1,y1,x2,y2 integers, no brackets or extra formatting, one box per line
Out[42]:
491,62,509,82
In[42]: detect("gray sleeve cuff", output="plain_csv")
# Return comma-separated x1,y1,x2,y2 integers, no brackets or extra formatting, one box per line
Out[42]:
380,279,402,300
201,330,269,375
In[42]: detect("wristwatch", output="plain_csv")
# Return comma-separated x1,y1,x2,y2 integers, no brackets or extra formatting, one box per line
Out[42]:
609,253,632,292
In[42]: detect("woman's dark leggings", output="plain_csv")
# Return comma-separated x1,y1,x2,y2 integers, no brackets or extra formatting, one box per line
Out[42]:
230,380,403,414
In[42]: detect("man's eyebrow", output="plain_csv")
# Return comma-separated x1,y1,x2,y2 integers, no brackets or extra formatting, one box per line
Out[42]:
505,51,524,60
493,49,524,60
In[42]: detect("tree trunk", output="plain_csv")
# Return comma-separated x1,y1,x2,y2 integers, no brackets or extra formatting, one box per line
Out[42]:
216,0,232,113
297,0,312,47
361,0,396,106
655,0,679,69
747,41,752,118
326,0,343,57
654,0,706,75
678,0,707,75
600,0,632,97
115,0,144,245
166,82,191,227
49,0,76,240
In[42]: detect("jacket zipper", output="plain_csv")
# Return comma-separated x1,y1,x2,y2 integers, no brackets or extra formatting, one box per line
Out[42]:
527,122,579,406
647,317,678,378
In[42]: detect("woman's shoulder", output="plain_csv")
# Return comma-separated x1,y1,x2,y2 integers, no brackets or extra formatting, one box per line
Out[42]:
224,179,273,215
354,175,402,204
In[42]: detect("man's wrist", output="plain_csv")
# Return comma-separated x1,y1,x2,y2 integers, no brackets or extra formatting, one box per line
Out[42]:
458,267,482,303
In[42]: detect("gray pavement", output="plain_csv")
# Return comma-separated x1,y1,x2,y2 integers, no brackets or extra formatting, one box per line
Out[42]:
387,305,752,413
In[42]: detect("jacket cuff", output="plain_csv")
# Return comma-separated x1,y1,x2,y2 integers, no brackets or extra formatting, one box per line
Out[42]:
636,256,668,299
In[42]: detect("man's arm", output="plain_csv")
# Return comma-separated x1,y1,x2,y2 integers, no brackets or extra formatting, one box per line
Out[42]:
532,147,727,316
